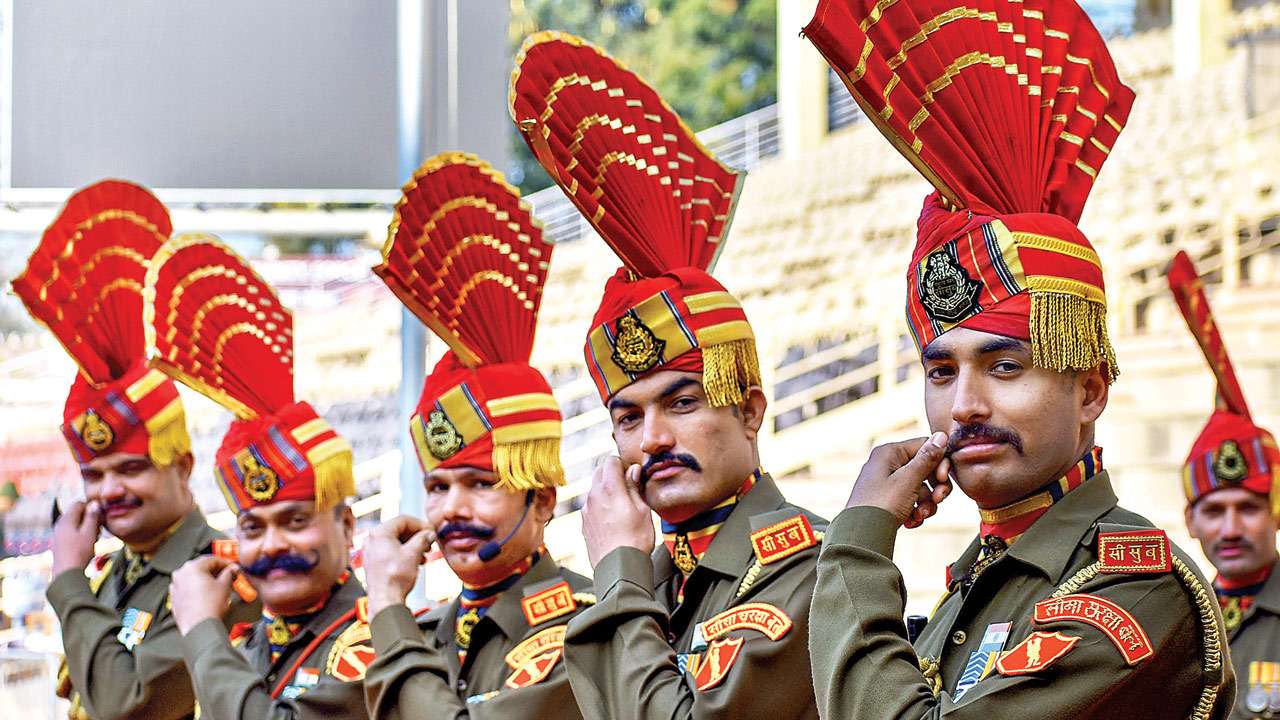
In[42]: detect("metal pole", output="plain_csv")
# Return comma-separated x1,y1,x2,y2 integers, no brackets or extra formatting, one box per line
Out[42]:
396,0,428,609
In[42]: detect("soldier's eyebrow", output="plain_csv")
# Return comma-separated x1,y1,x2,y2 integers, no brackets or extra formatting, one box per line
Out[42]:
979,337,1029,355
921,345,952,362
658,377,701,400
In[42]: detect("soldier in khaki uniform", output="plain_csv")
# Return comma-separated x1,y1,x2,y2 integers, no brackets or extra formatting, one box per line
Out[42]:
510,32,827,719
1171,250,1280,719
803,0,1235,717
358,152,592,718
13,180,258,720
144,234,371,719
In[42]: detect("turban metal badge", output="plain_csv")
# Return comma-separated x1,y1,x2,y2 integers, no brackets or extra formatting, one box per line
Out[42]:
425,409,463,460
1214,439,1249,483
611,312,665,374
919,248,982,324
80,409,116,452
238,452,280,502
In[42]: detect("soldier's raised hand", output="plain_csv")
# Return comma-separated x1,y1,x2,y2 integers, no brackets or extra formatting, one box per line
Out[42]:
363,515,434,617
171,555,237,634
582,455,655,568
846,432,952,528
51,500,103,576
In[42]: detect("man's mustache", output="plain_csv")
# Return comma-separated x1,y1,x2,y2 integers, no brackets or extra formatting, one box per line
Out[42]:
242,552,320,577
1214,540,1255,555
642,450,703,482
102,497,143,512
437,522,495,541
947,423,1025,455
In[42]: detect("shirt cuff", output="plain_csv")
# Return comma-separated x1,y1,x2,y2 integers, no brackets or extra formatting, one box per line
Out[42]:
45,568,94,613
592,546,656,600
370,604,425,653
824,506,901,560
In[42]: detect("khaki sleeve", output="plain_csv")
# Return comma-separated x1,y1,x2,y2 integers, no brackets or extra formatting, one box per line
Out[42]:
181,617,368,720
563,546,819,720
811,506,1233,720
47,568,195,720
364,605,465,720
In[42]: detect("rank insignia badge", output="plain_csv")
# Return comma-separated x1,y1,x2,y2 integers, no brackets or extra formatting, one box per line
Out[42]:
610,312,665,374
996,632,1080,677
953,622,1010,699
749,514,818,566
521,580,576,626
1097,530,1171,574
117,607,154,651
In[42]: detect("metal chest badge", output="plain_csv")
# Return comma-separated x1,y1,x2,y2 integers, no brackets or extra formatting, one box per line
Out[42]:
117,607,154,651
919,247,981,324
610,313,665,374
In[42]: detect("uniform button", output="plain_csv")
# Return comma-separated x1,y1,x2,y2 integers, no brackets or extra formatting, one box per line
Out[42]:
950,630,967,645
457,678,467,692
667,632,677,644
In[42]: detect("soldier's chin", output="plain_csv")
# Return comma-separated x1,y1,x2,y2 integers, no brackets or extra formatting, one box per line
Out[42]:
255,573,323,612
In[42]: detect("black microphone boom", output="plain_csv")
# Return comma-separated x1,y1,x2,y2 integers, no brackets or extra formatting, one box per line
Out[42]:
478,490,535,562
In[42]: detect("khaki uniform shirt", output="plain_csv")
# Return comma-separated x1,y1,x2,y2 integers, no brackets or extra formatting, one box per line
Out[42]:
364,553,592,719
47,507,259,720
564,473,827,720
1226,561,1280,719
810,471,1235,719
180,574,370,720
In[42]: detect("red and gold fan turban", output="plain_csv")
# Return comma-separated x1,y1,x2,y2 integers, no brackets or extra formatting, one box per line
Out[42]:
509,32,757,406
12,180,191,466
806,0,1135,380
1169,251,1280,514
375,152,563,491
145,234,354,512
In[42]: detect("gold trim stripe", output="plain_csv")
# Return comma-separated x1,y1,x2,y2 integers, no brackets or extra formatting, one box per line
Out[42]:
694,320,754,347
305,436,353,468
1027,275,1105,303
683,291,742,315
1012,232,1101,268
487,393,559,418
291,418,334,445
126,368,169,403
492,420,562,444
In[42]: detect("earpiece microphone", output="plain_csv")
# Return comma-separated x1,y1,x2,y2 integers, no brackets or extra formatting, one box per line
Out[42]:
477,490,535,562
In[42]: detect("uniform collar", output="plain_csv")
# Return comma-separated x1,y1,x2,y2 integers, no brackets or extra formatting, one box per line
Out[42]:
432,551,563,648
250,571,363,650
651,472,787,583
147,507,215,574
999,470,1119,583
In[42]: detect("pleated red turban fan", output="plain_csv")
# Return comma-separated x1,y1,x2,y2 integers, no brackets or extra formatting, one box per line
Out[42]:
509,31,758,407
805,0,1135,380
374,152,564,492
1169,251,1280,514
145,235,353,513
12,180,191,467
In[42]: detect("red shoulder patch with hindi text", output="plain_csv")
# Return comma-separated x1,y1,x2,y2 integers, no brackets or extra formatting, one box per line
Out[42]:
1033,593,1153,665
750,515,818,566
1097,530,1171,574
521,581,576,627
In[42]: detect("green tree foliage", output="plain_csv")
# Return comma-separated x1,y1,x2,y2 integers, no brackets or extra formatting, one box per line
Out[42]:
508,0,777,193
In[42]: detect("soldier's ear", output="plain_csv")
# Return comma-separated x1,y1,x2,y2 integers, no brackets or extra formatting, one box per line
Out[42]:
737,386,767,438
1077,366,1109,424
